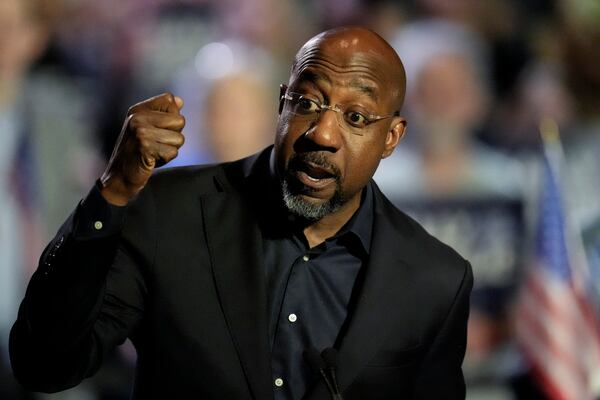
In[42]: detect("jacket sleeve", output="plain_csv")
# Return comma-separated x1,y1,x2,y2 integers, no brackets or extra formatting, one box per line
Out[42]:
413,260,473,400
9,183,150,393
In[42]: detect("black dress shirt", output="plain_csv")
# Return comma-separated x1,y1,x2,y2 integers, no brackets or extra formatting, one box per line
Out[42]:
259,178,374,400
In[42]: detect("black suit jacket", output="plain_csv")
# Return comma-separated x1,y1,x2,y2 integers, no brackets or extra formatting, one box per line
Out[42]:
11,148,473,399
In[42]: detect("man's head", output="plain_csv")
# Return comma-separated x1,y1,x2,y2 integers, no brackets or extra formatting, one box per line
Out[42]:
274,26,407,221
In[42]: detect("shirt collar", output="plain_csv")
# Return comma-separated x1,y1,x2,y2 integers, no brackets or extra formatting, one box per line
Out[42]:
332,181,373,256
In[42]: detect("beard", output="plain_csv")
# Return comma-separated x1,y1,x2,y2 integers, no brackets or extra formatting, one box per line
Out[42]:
280,152,345,221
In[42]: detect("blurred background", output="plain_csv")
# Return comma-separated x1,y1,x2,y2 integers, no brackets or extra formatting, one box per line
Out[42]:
1,0,600,398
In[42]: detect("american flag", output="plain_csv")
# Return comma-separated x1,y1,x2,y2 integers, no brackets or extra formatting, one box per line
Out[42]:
515,125,600,400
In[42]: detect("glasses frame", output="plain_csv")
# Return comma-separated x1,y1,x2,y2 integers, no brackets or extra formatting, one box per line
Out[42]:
281,90,400,136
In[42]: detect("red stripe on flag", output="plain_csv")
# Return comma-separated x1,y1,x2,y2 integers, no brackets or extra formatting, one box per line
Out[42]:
517,288,589,387
527,273,596,345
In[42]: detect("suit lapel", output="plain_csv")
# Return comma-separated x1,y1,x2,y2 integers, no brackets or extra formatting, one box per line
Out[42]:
201,190,273,400
305,187,424,398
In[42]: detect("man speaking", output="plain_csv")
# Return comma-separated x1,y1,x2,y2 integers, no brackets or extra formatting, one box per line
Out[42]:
10,26,472,399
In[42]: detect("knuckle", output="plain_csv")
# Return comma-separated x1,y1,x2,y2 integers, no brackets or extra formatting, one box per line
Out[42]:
129,113,149,131
161,92,175,103
172,115,185,129
138,138,151,151
136,126,149,138
166,148,178,160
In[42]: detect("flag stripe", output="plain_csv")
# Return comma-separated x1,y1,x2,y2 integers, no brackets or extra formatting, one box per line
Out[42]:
527,271,597,352
517,287,588,387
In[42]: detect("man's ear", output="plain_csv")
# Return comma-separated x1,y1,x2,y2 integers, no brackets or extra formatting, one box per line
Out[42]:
382,118,407,159
278,84,287,114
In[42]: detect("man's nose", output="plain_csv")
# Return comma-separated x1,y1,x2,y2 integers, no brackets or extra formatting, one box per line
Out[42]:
303,109,343,152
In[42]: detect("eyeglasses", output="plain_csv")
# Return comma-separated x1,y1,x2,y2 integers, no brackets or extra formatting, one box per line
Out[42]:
281,91,399,136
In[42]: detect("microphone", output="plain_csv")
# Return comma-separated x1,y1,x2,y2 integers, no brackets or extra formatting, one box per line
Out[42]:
304,347,343,400
322,348,343,400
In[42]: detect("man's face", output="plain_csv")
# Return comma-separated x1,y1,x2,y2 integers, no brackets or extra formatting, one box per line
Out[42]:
274,31,405,220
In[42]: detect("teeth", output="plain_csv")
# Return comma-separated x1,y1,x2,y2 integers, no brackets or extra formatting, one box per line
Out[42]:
307,175,321,182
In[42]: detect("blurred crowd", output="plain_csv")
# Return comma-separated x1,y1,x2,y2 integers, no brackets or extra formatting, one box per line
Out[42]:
1,0,599,398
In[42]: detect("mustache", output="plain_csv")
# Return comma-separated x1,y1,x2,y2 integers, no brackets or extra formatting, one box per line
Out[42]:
287,152,341,181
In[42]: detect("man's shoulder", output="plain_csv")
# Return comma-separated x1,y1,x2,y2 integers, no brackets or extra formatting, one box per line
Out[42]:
148,163,226,195
371,184,472,324
372,183,469,271
145,149,266,199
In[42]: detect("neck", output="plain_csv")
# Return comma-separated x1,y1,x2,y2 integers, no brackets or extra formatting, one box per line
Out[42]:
302,191,361,248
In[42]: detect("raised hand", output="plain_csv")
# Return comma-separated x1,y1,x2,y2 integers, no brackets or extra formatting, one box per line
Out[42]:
100,93,185,205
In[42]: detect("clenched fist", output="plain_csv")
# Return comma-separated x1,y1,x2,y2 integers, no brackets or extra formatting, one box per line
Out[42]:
100,93,186,205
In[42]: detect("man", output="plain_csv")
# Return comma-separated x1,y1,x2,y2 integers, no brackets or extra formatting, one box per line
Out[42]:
10,26,472,399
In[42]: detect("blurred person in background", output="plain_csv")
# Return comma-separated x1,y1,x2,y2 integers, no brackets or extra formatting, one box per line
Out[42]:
0,0,104,398
214,0,308,65
202,72,275,161
0,1,48,397
374,19,524,200
168,39,279,165
0,0,47,358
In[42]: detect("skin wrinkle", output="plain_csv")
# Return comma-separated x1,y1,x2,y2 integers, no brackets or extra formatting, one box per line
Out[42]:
292,61,401,110
297,67,381,91
294,56,386,83
295,61,385,107
295,69,380,108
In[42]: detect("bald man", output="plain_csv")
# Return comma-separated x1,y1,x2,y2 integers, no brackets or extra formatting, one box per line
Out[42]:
11,27,472,399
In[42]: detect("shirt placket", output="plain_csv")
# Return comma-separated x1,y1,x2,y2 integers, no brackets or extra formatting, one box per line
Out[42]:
271,248,318,400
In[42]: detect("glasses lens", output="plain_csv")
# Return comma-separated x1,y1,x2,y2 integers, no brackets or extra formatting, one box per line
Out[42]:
286,94,319,116
284,92,380,136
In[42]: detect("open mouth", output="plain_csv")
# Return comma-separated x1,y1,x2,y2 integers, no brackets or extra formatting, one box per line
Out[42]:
288,155,339,191
300,162,335,180
296,171,336,189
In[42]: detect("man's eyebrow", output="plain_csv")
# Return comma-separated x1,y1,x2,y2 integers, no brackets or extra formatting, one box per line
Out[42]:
298,69,331,84
350,79,378,101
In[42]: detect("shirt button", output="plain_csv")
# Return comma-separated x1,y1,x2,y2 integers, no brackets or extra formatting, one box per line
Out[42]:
288,313,297,323
274,377,284,387
94,221,103,230
302,255,309,262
